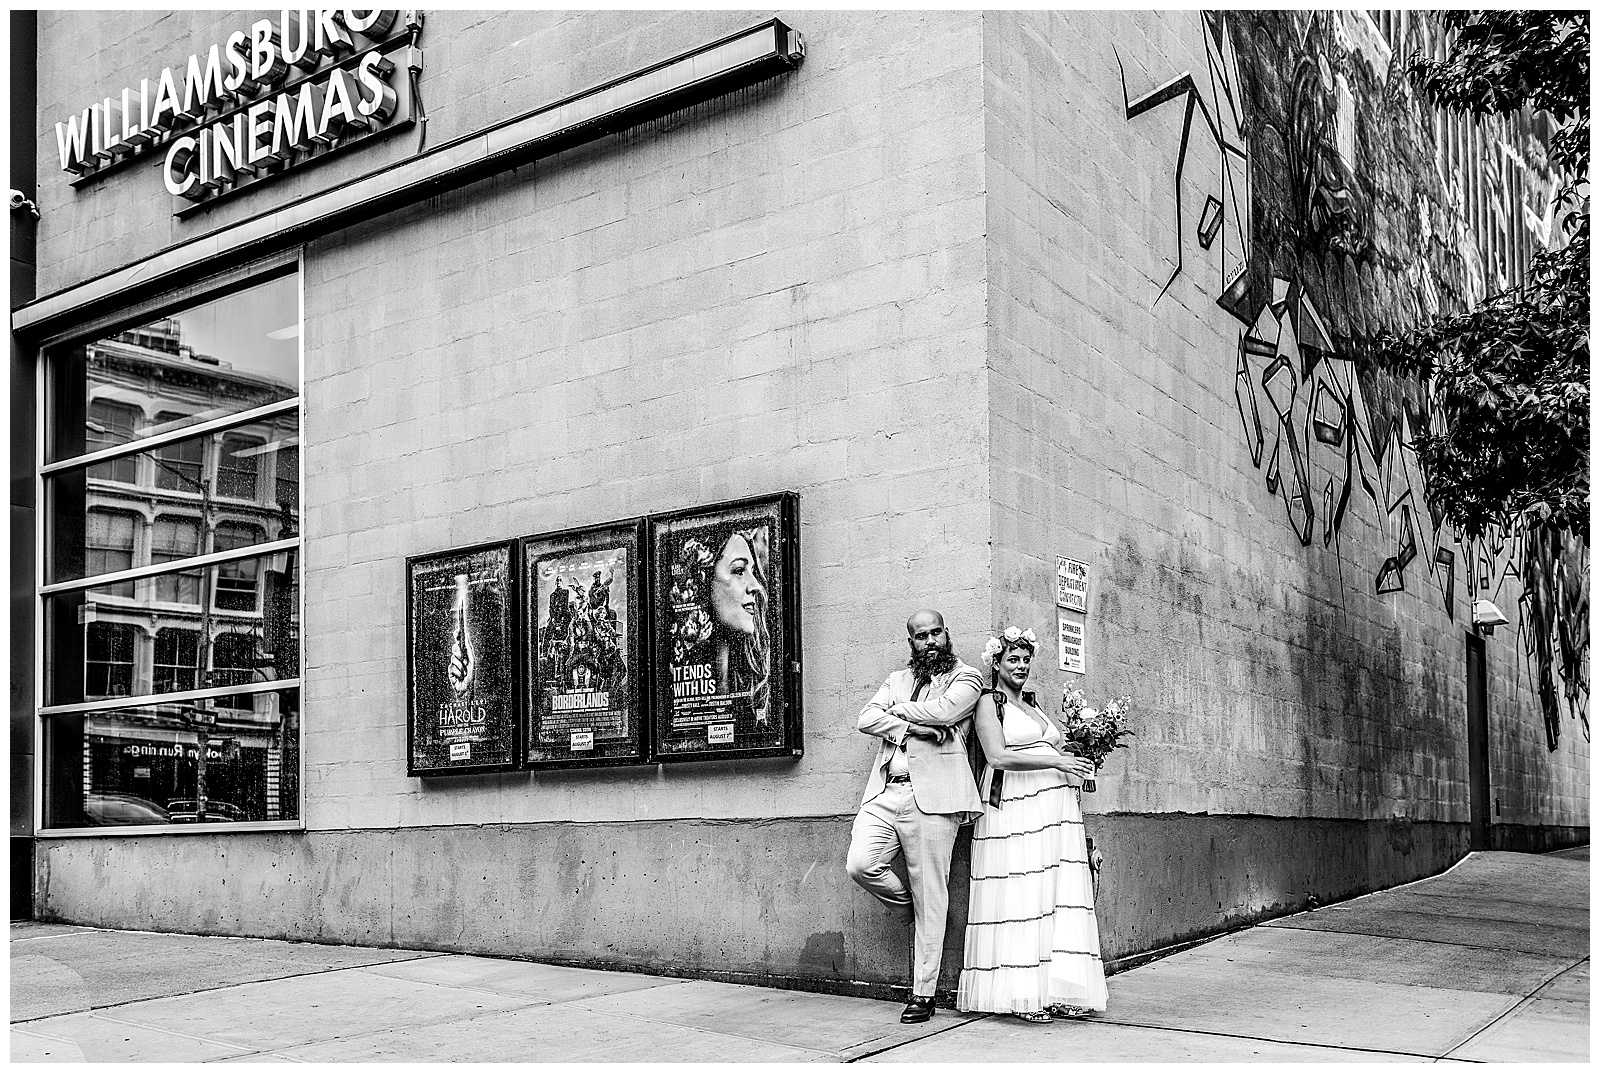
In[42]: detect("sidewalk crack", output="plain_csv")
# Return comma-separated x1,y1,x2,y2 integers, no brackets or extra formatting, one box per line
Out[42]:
1437,956,1591,1059
1070,1017,1463,1061
1262,922,1585,958
841,1014,990,1062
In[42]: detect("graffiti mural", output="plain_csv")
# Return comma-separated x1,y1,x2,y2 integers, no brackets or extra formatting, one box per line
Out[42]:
1113,26,1249,307
1119,10,1589,748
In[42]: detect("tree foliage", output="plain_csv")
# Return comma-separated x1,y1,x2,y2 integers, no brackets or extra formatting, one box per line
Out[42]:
1361,10,1589,544
1410,10,1587,177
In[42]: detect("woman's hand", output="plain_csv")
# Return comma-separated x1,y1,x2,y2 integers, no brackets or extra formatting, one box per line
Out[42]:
1054,753,1095,780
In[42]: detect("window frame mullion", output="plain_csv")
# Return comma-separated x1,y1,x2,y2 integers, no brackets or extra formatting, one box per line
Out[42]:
39,676,302,718
40,397,300,477
39,536,299,597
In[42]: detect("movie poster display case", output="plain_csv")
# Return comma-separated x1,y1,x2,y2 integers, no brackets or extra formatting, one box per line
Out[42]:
648,493,802,763
521,519,649,768
405,541,520,776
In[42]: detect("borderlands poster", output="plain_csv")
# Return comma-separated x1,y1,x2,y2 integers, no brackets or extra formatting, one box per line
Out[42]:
523,521,646,767
406,542,518,776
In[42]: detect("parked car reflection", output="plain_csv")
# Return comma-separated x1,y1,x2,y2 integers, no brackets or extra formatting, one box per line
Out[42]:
83,792,172,826
166,799,249,823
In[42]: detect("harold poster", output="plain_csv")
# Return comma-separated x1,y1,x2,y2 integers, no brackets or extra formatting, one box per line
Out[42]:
407,543,517,775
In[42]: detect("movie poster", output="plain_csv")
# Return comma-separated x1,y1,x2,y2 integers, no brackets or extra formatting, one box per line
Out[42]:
649,493,802,762
406,542,518,776
523,520,646,767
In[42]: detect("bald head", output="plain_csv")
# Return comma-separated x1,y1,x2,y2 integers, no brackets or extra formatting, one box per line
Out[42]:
905,609,956,676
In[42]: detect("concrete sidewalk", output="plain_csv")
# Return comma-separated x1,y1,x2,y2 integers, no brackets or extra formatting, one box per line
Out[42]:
9,848,1589,1063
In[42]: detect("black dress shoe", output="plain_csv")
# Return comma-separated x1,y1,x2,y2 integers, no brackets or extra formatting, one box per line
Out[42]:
900,996,936,1023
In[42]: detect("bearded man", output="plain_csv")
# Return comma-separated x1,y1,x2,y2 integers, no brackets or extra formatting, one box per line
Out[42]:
847,609,985,1023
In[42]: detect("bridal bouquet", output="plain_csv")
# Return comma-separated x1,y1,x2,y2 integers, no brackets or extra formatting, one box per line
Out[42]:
1059,689,1133,792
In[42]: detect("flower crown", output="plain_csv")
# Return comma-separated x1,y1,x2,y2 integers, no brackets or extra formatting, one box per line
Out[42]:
981,626,1038,665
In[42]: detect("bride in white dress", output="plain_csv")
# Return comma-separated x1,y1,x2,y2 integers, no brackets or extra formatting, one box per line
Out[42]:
956,627,1109,1023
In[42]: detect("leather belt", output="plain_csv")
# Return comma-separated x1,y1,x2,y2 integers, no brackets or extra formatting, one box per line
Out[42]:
886,773,911,785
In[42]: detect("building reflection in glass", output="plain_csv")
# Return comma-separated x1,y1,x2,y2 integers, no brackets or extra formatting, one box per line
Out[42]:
43,275,302,827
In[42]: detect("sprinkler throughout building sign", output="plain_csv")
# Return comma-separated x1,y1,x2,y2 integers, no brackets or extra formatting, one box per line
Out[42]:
52,9,420,210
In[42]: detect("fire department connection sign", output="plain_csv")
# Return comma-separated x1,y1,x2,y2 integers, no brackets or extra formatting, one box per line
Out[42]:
53,9,419,210
1056,556,1089,612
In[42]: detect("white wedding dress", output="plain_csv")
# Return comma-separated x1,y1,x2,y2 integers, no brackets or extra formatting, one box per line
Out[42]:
956,694,1108,1015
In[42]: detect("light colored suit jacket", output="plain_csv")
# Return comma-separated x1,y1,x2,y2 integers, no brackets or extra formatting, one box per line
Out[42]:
857,661,986,819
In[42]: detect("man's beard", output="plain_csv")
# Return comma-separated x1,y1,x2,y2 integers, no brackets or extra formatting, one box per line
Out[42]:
908,643,958,679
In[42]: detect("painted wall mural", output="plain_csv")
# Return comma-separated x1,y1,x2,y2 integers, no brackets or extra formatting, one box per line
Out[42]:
1118,10,1589,748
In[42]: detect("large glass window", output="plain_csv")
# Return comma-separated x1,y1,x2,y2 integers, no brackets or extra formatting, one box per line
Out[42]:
43,690,301,828
44,552,297,708
40,271,301,831
46,277,299,465
46,427,295,585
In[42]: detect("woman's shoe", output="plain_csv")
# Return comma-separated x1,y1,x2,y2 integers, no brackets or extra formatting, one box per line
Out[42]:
1011,1010,1053,1024
1045,1004,1092,1019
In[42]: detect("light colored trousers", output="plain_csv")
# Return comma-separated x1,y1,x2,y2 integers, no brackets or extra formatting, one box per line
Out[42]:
846,782,962,997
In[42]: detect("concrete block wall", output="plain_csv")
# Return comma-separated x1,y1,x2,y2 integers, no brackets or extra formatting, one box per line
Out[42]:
979,8,1586,836
26,8,995,827
1489,640,1591,830
300,9,991,831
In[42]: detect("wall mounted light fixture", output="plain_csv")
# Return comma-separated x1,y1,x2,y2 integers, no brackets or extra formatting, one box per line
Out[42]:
1471,599,1508,636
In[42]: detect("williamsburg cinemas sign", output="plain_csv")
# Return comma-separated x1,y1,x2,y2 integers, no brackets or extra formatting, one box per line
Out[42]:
54,9,421,211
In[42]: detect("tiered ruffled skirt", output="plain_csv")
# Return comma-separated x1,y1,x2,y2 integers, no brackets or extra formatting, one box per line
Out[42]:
956,761,1108,1014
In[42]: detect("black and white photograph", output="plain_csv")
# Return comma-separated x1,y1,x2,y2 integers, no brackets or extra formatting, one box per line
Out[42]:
649,493,801,762
522,520,647,767
9,8,1588,1064
406,542,519,777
